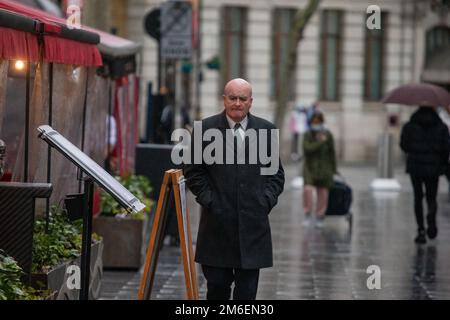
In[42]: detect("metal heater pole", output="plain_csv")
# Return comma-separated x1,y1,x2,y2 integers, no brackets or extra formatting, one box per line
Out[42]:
79,177,94,300
79,72,89,193
106,80,113,172
45,63,54,233
24,62,31,182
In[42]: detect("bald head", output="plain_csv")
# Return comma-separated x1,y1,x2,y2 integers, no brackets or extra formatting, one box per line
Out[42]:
223,78,253,122
224,78,252,97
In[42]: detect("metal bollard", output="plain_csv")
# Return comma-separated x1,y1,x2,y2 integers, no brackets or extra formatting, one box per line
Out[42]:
377,132,394,179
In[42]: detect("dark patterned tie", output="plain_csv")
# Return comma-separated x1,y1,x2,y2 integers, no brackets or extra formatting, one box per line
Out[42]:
234,123,243,142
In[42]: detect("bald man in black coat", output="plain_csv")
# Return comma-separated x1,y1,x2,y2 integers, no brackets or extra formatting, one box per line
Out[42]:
184,79,285,300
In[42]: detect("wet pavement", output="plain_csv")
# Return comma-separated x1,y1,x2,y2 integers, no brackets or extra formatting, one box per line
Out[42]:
100,164,450,300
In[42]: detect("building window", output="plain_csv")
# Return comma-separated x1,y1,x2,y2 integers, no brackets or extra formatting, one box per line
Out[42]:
270,8,297,101
220,6,247,92
364,12,387,101
425,26,450,66
319,10,342,102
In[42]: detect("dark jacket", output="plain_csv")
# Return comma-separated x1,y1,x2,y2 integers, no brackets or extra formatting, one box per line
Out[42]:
303,129,337,188
400,107,450,178
184,111,285,269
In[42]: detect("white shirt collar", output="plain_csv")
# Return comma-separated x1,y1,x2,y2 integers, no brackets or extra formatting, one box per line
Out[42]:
225,114,248,130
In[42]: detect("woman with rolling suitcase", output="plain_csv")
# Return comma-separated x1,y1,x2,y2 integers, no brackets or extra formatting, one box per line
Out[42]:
302,111,337,228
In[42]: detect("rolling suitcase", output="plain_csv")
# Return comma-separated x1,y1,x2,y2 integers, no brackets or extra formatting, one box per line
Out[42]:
325,178,353,228
325,180,352,215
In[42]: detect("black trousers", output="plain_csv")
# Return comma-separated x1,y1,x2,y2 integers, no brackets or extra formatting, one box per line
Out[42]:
201,265,260,300
410,175,439,231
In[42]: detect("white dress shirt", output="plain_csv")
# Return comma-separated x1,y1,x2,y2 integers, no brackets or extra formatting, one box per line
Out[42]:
226,114,248,141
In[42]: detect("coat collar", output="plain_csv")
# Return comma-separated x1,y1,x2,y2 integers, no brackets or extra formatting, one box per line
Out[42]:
217,110,256,130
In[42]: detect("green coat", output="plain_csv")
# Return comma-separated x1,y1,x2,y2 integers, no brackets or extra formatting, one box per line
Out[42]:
302,129,337,188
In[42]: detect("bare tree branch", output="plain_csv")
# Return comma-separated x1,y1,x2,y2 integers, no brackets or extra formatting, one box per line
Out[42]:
274,0,321,130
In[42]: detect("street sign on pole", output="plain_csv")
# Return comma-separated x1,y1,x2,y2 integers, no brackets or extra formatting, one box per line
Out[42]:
144,8,161,41
144,8,162,90
161,1,192,59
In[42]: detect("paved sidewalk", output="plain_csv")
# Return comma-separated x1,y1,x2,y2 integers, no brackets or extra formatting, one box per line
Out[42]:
100,164,450,300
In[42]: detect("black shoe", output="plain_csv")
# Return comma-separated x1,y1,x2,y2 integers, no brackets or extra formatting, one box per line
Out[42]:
415,230,426,244
427,226,438,240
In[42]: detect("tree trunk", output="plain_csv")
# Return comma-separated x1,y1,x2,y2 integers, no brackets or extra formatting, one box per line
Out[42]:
274,0,321,131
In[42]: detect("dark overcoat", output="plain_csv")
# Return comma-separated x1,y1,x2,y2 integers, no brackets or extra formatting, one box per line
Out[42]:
400,107,450,178
184,111,285,269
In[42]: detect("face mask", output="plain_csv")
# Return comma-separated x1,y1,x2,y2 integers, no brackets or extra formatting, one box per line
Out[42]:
311,124,324,131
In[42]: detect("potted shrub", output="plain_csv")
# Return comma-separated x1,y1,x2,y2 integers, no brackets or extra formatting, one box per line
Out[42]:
93,174,153,269
0,250,53,300
30,206,103,300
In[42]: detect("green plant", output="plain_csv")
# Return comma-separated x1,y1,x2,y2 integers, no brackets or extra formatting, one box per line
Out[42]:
32,206,83,273
0,250,49,300
32,205,102,274
100,174,153,219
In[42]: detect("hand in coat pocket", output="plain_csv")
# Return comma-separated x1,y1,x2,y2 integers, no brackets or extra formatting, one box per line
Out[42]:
258,193,271,214
209,191,221,214
197,189,214,209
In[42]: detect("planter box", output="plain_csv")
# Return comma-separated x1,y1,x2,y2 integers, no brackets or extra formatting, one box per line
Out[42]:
93,215,148,269
31,240,103,300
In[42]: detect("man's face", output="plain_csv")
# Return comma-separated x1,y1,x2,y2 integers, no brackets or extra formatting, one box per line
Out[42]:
223,82,253,122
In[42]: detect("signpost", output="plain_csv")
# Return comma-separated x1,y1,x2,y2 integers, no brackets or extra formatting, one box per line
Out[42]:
144,8,162,91
143,1,193,140
160,1,192,59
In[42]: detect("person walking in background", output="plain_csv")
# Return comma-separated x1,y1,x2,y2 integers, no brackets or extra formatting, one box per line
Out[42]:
289,104,308,161
104,115,117,174
302,111,337,228
400,106,450,244
181,103,193,132
160,102,174,144
305,101,320,129
157,86,175,144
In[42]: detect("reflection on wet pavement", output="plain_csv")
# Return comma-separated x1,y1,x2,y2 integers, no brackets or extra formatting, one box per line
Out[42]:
100,165,450,300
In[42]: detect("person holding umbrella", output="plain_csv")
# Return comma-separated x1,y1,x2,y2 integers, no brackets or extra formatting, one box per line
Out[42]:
400,106,450,244
383,83,450,244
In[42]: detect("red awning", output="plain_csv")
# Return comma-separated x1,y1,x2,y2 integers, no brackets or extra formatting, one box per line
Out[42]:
0,0,102,66
0,26,40,62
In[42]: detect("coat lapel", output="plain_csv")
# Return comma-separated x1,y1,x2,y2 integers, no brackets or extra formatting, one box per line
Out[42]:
217,110,229,129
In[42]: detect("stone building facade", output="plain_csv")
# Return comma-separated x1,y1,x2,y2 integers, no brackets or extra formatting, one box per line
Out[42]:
121,0,448,163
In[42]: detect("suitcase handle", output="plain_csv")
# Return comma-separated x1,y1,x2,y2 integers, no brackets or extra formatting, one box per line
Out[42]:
333,173,346,183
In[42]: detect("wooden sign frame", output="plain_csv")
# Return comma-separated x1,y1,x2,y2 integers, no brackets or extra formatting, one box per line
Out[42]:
138,169,198,300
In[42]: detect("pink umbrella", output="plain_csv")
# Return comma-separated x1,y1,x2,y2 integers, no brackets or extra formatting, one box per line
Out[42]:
382,83,450,107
